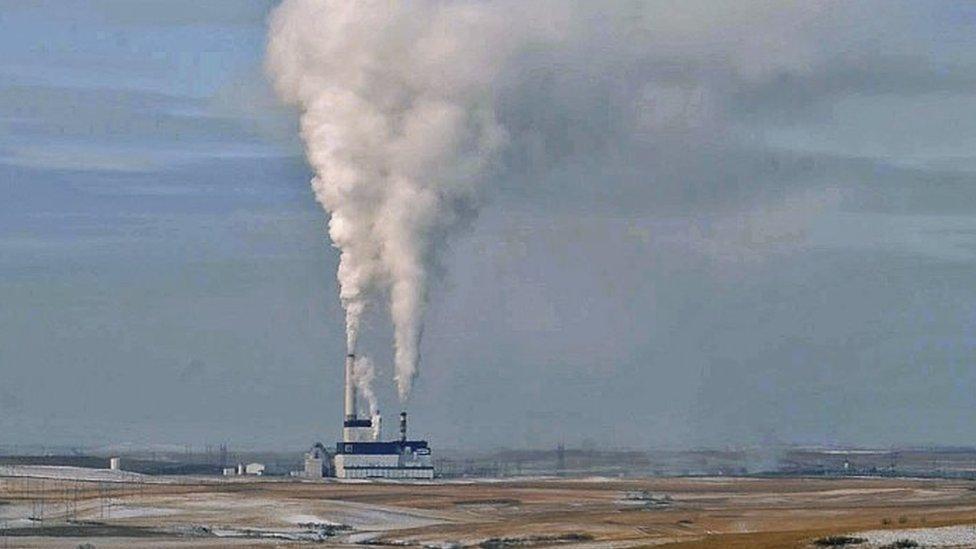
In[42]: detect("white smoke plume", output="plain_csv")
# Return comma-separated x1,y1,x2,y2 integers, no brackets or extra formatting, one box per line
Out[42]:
372,412,382,441
352,355,378,419
267,0,511,401
266,0,854,401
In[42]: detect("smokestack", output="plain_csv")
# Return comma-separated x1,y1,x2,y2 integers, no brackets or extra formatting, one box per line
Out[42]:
399,411,407,443
344,353,356,422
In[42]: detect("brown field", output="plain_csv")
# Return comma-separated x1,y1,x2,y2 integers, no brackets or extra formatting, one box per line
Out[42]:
3,474,976,548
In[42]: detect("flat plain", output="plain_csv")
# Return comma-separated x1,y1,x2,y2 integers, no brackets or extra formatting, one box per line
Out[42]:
3,471,976,548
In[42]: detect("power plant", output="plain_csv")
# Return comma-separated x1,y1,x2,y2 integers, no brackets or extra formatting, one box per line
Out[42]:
333,354,433,479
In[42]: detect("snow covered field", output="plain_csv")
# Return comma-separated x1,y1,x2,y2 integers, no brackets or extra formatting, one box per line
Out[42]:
0,465,145,483
852,524,976,547
3,474,976,548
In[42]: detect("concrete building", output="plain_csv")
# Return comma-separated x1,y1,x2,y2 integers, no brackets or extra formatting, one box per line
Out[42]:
333,353,434,479
245,463,265,476
304,443,328,478
334,438,434,479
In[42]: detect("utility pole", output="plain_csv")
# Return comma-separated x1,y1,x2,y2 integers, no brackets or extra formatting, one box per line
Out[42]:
556,443,566,476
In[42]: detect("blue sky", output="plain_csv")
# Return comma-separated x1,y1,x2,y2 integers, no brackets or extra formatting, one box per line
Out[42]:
3,1,976,452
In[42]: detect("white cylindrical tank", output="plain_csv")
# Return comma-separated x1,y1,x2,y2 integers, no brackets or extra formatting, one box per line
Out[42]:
109,457,121,470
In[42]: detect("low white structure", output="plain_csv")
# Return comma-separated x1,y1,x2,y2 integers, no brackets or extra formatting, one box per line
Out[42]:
245,462,265,476
108,457,121,471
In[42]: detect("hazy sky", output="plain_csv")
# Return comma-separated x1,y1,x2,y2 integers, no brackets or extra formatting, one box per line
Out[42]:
3,1,976,452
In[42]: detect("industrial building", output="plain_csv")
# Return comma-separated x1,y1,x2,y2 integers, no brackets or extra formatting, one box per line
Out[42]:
303,443,329,478
333,353,434,479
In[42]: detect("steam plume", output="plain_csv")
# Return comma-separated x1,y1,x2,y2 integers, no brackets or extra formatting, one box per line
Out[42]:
353,355,381,440
267,0,836,401
352,355,378,418
267,0,507,400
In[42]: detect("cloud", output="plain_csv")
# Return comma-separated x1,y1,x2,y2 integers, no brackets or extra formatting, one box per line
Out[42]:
0,82,299,172
691,187,845,263
1,0,275,27
732,57,976,120
0,1,293,174
94,0,275,27
0,143,294,173
810,212,976,263
178,358,208,382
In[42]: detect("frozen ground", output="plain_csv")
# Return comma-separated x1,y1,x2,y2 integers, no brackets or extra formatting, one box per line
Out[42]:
282,513,345,526
166,492,450,531
104,505,182,519
851,524,976,547
3,475,976,548
0,465,145,483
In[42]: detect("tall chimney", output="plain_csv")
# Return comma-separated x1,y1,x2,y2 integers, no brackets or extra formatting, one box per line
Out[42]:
399,411,407,442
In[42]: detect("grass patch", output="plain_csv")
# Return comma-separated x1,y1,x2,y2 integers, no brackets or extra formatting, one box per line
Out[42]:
454,498,521,506
880,541,919,549
0,524,161,538
479,533,594,548
813,535,867,546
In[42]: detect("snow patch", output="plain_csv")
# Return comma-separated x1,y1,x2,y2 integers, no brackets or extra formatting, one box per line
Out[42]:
852,524,976,547
0,465,145,483
105,505,181,519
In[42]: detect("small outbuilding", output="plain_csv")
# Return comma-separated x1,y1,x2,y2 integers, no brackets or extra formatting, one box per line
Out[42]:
245,462,265,476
